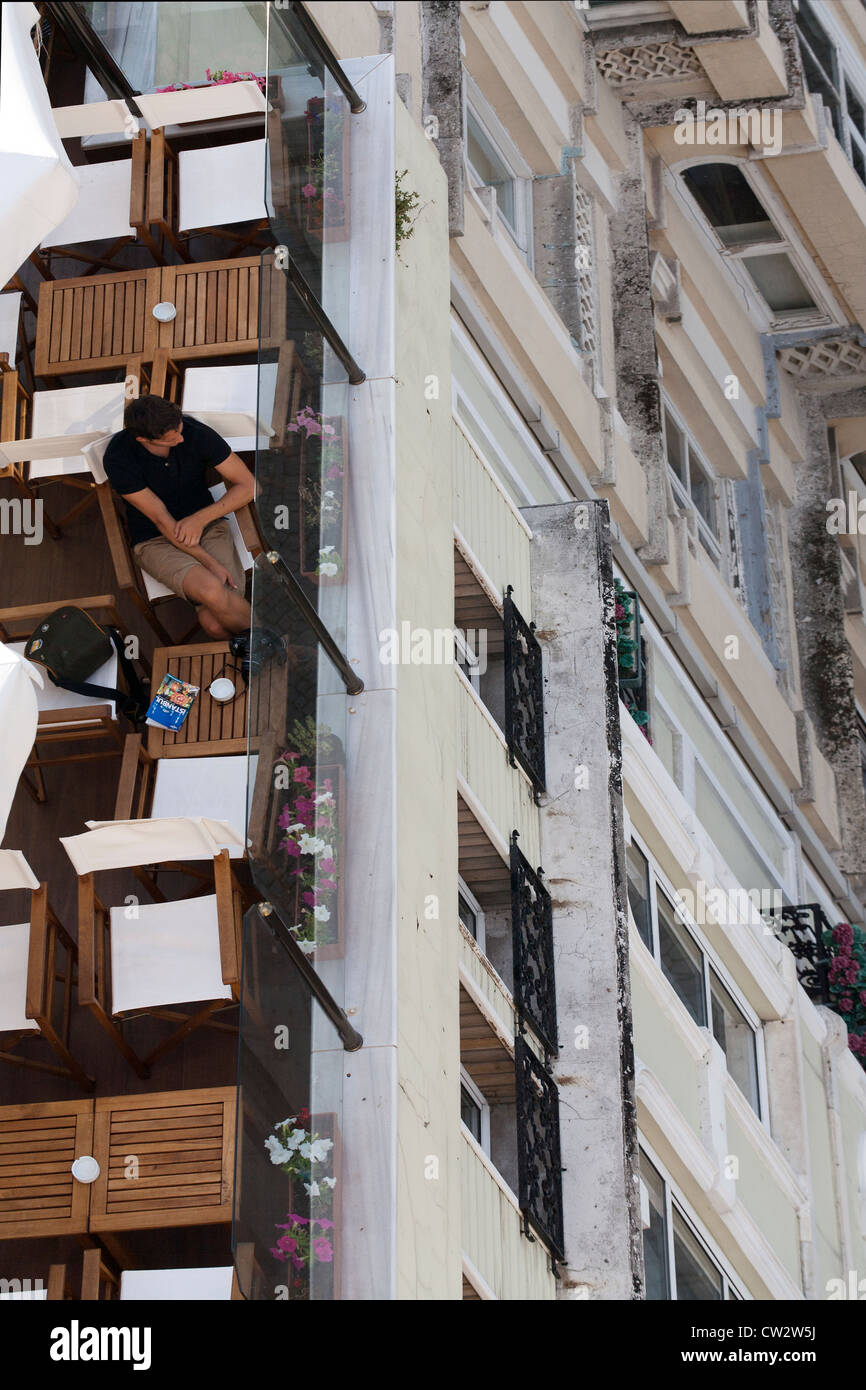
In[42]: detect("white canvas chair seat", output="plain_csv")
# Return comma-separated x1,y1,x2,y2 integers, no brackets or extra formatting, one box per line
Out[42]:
0,921,34,1032
182,363,278,453
136,81,266,128
9,642,118,721
120,1266,233,1300
0,292,21,361
0,850,39,893
61,816,245,875
140,481,256,602
109,893,233,1014
40,160,134,249
25,382,126,480
52,100,138,139
150,755,255,857
178,138,267,232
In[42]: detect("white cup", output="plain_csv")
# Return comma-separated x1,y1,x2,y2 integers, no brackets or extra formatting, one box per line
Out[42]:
209,677,236,703
71,1155,100,1184
152,301,177,322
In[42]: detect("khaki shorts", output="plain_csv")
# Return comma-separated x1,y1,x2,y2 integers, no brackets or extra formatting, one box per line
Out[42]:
133,519,245,602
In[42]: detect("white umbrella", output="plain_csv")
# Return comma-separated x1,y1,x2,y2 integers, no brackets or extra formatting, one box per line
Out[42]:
0,1,78,287
0,641,42,841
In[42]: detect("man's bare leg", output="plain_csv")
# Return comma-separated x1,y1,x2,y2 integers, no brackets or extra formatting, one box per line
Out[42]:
182,565,252,637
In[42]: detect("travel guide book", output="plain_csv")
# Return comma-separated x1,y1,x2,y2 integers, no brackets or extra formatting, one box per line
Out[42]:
145,673,200,732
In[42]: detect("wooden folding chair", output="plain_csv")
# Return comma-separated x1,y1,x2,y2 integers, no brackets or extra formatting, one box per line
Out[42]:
0,853,93,1089
150,343,304,452
147,130,270,263
0,595,150,802
65,820,249,1078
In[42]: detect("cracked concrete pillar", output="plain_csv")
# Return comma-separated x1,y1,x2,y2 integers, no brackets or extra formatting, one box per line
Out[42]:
524,498,644,1300
420,0,464,237
789,396,866,896
608,112,669,566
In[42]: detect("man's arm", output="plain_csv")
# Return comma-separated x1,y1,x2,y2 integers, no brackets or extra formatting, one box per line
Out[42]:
120,486,239,588
172,453,255,547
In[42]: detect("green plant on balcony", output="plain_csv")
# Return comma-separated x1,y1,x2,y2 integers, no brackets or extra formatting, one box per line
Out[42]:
823,921,866,1066
395,169,421,258
266,1109,337,1296
274,718,342,952
615,579,650,742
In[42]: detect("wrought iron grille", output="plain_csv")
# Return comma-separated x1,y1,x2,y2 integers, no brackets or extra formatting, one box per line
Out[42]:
515,1036,565,1262
510,833,558,1056
762,903,831,1004
503,587,546,793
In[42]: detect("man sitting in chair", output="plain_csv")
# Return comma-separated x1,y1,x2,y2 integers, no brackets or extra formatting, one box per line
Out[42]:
105,395,255,639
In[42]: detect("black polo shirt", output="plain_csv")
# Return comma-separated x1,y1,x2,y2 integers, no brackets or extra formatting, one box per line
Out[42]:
104,415,232,546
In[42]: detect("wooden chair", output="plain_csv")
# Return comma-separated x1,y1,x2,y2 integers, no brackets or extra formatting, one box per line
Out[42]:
114,733,252,857
0,361,148,533
147,130,270,260
0,850,93,1089
81,1247,239,1301
34,127,155,275
97,476,260,648
62,818,248,1078
0,595,150,802
151,344,305,453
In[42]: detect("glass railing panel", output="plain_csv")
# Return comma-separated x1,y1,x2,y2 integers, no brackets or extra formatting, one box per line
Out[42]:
80,1,271,93
265,4,352,343
233,905,344,1300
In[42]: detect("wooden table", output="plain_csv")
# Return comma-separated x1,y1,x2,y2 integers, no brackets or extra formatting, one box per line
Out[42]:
148,642,248,757
34,256,286,377
149,641,289,758
0,1087,235,1239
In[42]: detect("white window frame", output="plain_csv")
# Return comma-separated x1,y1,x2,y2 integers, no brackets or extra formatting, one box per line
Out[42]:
669,156,844,331
463,73,534,264
661,393,723,568
629,825,768,1123
454,627,482,695
640,1140,749,1300
460,1064,491,1154
795,0,866,186
458,874,486,952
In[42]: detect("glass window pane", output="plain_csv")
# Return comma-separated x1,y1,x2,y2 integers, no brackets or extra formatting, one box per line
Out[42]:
673,1209,724,1300
640,1153,670,1300
682,165,781,247
458,892,478,940
694,763,781,904
710,968,761,1115
657,893,706,1026
688,448,717,536
466,111,517,230
461,1084,482,1142
742,254,816,313
627,842,653,949
664,409,687,485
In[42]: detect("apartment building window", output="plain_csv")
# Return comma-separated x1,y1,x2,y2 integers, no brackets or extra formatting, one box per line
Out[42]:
680,163,823,325
626,839,653,950
464,76,533,260
628,831,765,1117
662,399,721,565
640,1149,745,1300
796,0,866,184
460,1067,490,1151
458,877,485,950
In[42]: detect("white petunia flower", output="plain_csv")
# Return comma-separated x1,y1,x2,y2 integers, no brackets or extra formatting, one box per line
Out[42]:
264,1135,291,1165
322,1176,337,1189
313,905,331,922
304,1181,320,1197
313,792,334,806
308,1138,333,1163
298,833,327,855
319,562,338,577
320,546,335,555
297,938,317,955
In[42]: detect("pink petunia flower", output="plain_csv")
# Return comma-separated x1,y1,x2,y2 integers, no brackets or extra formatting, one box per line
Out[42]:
301,183,317,199
313,1238,333,1262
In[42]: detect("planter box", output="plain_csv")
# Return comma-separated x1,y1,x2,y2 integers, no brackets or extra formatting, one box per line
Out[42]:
302,96,350,244
299,417,348,586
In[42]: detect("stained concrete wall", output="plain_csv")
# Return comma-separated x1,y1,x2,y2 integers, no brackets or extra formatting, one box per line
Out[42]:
524,498,644,1299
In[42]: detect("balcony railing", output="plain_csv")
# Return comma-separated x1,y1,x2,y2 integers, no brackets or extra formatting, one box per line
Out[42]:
515,1037,565,1262
762,903,832,1004
504,587,546,793
510,832,558,1057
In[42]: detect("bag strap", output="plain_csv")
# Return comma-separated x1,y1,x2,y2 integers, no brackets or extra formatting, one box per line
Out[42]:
47,629,149,726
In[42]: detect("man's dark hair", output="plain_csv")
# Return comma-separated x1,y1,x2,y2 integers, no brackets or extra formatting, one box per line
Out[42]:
124,394,183,440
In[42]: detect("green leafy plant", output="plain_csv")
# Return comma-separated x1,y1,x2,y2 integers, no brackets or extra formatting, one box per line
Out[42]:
395,169,421,258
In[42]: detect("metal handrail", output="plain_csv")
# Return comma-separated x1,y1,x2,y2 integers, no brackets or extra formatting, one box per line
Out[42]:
279,2,367,114
253,901,363,1051
256,549,364,696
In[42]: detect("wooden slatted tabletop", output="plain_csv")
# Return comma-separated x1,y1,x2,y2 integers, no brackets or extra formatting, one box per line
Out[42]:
149,641,289,757
34,258,268,377
89,1087,236,1233
0,1099,94,1239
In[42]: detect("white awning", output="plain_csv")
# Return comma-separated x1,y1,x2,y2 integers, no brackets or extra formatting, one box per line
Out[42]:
0,641,42,842
0,1,78,286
